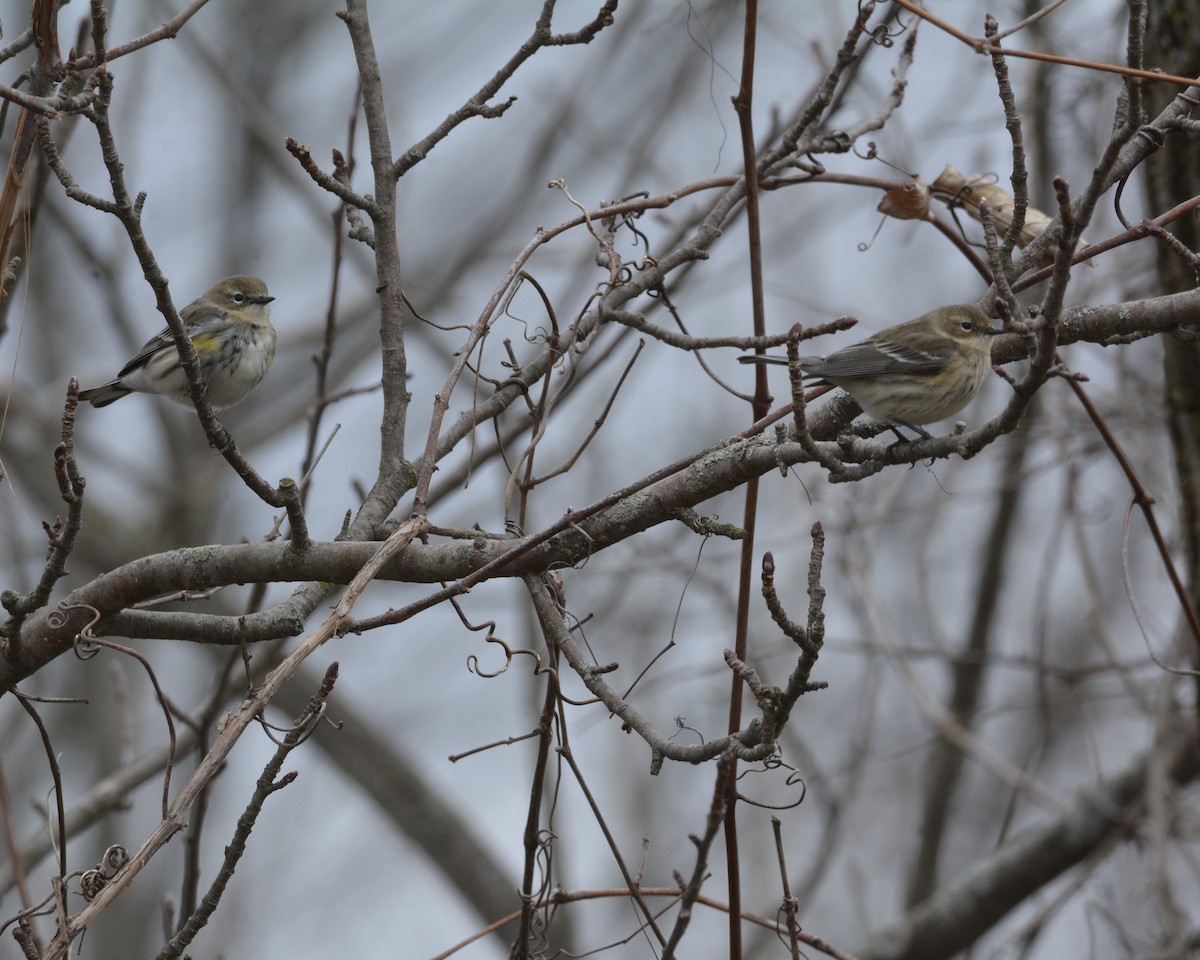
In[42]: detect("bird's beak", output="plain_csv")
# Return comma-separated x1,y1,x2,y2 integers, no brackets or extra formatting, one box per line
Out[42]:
257,296,276,305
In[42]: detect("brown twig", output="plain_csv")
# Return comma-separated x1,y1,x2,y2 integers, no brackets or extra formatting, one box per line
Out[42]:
430,885,862,960
890,0,1200,88
558,745,667,949
1066,379,1200,652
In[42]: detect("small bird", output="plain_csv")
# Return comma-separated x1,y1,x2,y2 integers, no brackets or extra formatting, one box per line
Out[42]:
739,304,1002,439
79,276,277,410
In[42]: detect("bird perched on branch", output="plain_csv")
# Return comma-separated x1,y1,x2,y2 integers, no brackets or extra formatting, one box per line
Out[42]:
79,275,276,410
739,304,1002,439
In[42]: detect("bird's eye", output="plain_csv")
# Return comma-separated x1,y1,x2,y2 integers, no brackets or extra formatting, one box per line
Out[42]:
232,293,246,304
960,320,973,332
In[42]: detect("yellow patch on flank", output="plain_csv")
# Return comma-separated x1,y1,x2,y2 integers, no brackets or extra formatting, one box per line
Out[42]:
191,334,221,354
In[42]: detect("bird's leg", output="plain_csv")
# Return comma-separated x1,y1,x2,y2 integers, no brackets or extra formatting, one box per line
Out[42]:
883,420,938,466
884,418,932,447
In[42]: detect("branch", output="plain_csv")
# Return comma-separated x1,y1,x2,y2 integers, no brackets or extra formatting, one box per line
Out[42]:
270,671,518,933
39,521,422,957
1,383,86,633
4,289,1192,688
336,0,409,531
65,0,213,70
156,664,338,958
41,75,282,506
662,754,731,959
890,0,1200,88
389,0,618,178
524,574,776,766
605,310,857,351
0,732,197,899
861,722,1200,960
284,137,381,217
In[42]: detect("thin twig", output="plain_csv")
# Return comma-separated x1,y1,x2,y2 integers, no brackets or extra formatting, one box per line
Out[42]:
156,663,339,959
890,0,1200,88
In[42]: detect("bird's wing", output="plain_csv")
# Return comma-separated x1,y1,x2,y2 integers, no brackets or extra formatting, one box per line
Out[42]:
115,310,229,378
117,328,176,377
806,336,950,380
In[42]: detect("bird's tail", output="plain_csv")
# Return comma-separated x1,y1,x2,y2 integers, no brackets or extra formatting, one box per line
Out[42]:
77,381,133,408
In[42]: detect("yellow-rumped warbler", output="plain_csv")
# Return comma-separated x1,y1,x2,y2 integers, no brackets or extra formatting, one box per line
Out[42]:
79,276,276,410
740,304,1001,439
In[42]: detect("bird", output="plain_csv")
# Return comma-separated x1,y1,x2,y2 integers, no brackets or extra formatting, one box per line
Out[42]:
79,276,276,410
739,304,1002,439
